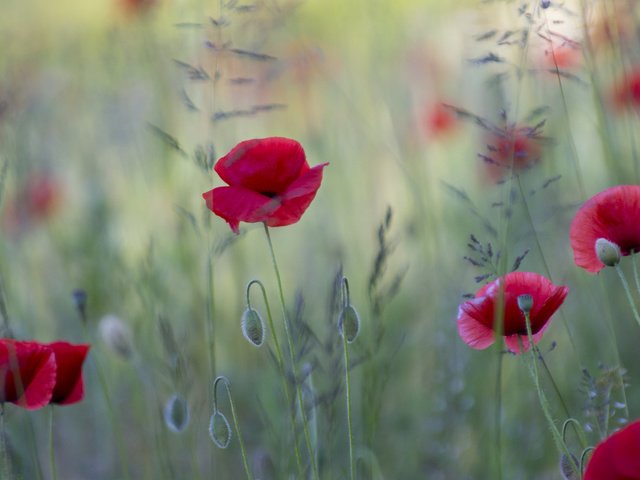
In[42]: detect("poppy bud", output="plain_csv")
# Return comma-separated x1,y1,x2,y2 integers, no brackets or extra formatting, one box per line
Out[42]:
338,305,361,343
595,238,621,267
241,307,265,347
209,410,232,448
164,394,191,434
98,315,133,359
517,294,534,314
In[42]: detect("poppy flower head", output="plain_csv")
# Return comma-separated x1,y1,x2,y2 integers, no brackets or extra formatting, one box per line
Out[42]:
47,342,90,405
584,419,640,480
421,102,457,139
611,68,640,111
570,185,640,273
482,126,543,182
457,272,568,354
0,339,57,410
203,137,328,234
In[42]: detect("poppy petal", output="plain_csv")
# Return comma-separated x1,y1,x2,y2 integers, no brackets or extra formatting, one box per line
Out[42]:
203,186,281,234
584,419,640,479
214,138,307,194
267,162,328,227
48,342,90,405
457,300,496,350
570,185,640,273
0,340,57,410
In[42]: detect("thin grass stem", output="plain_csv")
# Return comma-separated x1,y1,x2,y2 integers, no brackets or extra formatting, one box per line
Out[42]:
0,405,13,480
343,329,355,480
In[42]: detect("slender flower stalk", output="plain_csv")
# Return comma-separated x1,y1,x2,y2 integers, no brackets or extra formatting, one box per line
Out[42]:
245,279,304,474
212,377,252,480
614,265,640,327
339,277,357,480
519,296,580,477
49,407,58,480
263,223,319,480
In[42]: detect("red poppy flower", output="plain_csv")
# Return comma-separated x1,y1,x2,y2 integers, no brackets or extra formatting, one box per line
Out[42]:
457,272,568,353
569,185,640,273
47,342,90,405
0,339,56,410
584,419,640,480
202,137,328,234
482,126,543,182
421,102,457,139
611,68,640,110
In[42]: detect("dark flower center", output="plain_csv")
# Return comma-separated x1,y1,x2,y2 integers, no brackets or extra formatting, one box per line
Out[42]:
261,191,278,198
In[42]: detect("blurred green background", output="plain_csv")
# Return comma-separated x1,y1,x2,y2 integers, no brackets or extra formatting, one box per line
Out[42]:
1,0,639,478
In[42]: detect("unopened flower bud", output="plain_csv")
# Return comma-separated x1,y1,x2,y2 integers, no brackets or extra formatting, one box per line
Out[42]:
209,410,232,448
241,307,265,347
338,305,361,343
164,394,190,434
595,238,621,267
98,314,133,359
517,294,534,314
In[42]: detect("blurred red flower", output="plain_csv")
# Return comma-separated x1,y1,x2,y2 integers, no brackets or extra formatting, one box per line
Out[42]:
457,272,568,354
421,102,457,139
47,342,90,406
569,185,640,273
203,137,328,234
118,0,157,16
0,339,56,410
611,68,640,110
482,126,542,182
584,419,640,480
3,171,62,235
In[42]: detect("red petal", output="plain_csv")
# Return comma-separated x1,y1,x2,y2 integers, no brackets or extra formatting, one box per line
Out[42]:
214,138,308,194
203,186,280,234
266,162,328,227
570,185,640,273
584,419,640,479
0,340,57,410
48,342,90,405
457,300,496,350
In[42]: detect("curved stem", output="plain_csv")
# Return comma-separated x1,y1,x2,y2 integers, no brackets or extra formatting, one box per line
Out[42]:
245,279,304,474
614,264,640,327
213,376,252,480
263,223,319,480
343,321,355,480
49,407,58,480
522,313,580,477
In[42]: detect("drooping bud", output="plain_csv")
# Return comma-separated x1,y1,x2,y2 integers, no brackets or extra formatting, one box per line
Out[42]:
517,294,534,314
338,305,361,343
595,238,621,267
209,410,232,448
241,307,265,347
98,314,133,359
164,394,191,434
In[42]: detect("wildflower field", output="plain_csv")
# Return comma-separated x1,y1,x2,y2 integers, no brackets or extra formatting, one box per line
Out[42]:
3,0,640,478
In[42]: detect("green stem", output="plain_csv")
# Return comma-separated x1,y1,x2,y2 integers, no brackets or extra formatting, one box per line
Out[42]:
522,312,580,477
632,252,640,296
213,377,252,480
343,332,355,480
0,405,13,480
614,264,640,328
49,407,57,480
494,352,502,480
246,279,304,475
263,223,319,480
